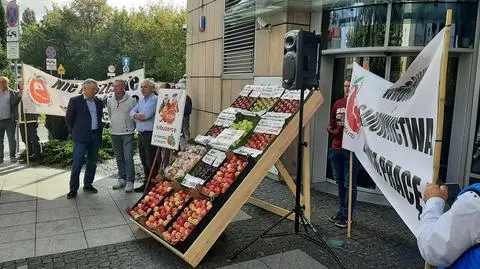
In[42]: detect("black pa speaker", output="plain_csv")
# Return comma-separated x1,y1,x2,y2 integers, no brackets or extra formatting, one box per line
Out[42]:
282,30,320,90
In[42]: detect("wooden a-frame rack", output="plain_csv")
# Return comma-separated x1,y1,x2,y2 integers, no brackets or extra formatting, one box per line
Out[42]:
131,91,324,267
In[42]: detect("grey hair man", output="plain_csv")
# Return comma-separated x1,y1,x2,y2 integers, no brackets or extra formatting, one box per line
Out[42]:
130,79,159,192
0,76,21,163
65,79,104,199
108,79,137,192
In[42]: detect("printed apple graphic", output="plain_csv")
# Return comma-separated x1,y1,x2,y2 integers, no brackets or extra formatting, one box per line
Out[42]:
164,108,176,124
28,76,51,105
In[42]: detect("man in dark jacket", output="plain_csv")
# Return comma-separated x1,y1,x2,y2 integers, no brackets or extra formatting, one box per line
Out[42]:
0,76,21,163
18,78,42,164
65,79,104,199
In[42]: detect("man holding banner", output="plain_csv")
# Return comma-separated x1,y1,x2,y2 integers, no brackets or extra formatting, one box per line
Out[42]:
66,79,104,199
327,77,360,228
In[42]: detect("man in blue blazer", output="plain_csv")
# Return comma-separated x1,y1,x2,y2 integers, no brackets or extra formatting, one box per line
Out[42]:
65,79,104,199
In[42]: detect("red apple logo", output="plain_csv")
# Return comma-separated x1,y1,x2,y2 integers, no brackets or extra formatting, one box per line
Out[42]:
28,76,51,106
164,108,176,125
346,78,363,135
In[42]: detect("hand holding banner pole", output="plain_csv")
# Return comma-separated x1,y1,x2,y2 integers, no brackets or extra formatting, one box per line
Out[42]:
424,8,452,269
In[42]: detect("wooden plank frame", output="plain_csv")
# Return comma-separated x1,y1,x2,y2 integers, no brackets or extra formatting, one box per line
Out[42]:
248,122,312,222
130,91,324,267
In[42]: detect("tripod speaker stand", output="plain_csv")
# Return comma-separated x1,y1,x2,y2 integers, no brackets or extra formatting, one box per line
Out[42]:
230,30,346,269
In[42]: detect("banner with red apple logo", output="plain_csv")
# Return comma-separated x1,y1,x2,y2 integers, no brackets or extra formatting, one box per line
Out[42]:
21,64,144,120
152,89,187,150
342,29,446,236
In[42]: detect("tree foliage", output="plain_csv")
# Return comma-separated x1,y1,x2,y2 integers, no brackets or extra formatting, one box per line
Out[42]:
20,1,186,82
21,8,37,30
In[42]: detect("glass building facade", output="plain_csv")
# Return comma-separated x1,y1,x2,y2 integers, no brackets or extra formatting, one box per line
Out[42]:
315,1,479,193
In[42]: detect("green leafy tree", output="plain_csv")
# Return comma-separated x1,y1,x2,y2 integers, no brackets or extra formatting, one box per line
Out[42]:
0,4,6,49
21,8,37,30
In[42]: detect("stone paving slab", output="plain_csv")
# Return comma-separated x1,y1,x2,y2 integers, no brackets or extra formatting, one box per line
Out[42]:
0,165,425,268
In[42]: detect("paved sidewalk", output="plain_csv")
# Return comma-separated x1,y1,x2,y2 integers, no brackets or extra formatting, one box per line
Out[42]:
0,164,425,268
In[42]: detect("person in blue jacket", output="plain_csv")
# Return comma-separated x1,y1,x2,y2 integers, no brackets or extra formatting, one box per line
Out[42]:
417,183,480,268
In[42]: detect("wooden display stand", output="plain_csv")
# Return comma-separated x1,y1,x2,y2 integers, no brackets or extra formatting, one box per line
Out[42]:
131,91,324,267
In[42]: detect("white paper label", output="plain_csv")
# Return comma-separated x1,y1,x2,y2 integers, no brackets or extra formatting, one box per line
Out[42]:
263,112,292,120
195,135,213,145
254,118,285,135
261,86,284,98
181,174,206,189
239,85,254,96
250,85,264,98
209,129,245,151
282,89,311,100
234,146,263,158
214,110,237,127
201,154,216,165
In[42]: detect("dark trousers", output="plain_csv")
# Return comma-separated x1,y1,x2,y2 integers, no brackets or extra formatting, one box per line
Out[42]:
138,131,159,181
70,131,101,192
19,122,41,159
0,119,16,159
329,148,360,219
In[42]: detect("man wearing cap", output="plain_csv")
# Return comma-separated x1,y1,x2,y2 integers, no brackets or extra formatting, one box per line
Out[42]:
65,79,104,199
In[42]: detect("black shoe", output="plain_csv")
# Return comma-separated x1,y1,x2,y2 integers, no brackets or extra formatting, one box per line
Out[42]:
134,184,146,193
335,218,348,228
67,191,77,199
0,159,3,164
83,185,98,193
328,213,341,223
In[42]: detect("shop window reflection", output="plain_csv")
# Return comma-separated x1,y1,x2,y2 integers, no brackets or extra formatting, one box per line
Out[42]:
323,5,387,49
389,3,477,48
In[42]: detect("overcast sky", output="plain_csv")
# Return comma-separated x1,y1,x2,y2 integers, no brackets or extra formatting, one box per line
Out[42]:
15,0,186,19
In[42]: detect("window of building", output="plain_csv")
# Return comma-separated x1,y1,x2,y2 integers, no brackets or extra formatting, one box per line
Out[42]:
223,0,255,75
389,3,477,48
323,5,388,49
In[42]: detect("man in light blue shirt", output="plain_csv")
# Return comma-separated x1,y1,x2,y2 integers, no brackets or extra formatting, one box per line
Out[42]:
130,79,158,192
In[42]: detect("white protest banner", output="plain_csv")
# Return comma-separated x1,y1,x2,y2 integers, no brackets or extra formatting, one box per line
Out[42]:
151,89,186,150
22,64,144,120
342,29,446,236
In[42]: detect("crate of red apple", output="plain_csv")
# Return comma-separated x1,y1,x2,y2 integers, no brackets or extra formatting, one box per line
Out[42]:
233,117,285,158
231,85,257,110
265,89,311,120
201,155,248,198
145,189,192,232
129,181,173,221
162,198,213,244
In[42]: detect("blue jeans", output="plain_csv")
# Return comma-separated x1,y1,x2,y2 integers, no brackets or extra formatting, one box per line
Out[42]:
111,134,135,182
0,119,16,159
70,131,101,192
329,148,359,219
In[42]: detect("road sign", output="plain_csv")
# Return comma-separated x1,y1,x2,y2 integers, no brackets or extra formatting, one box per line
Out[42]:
107,72,116,77
122,56,130,67
57,64,65,75
46,58,57,71
6,26,19,42
6,42,19,59
45,46,56,59
108,65,115,73
6,1,18,27
122,66,130,73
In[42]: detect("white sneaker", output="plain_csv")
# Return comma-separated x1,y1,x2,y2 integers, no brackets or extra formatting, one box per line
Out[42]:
113,179,126,190
125,182,134,193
